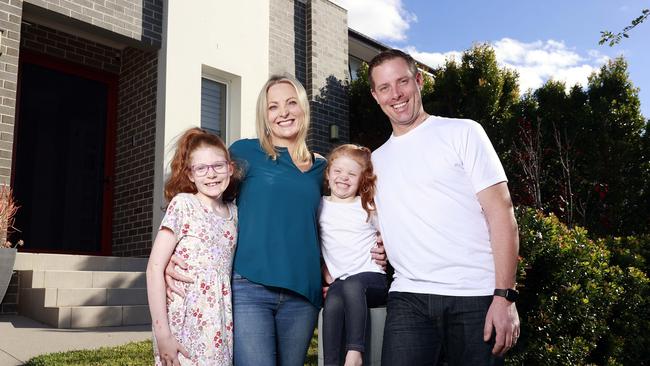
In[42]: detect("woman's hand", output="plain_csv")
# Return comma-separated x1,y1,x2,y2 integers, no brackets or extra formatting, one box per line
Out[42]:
156,334,189,366
164,255,194,301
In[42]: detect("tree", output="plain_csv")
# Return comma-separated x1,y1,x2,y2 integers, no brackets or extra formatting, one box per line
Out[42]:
509,94,544,209
600,8,649,46
424,44,519,156
348,63,392,150
585,57,646,235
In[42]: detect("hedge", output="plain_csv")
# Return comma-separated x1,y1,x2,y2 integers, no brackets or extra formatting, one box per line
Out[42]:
509,208,650,365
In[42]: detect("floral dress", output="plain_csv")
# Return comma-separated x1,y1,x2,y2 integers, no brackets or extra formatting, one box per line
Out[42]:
153,193,237,366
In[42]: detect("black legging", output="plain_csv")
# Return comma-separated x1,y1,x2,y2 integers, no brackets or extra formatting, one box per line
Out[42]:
322,271,388,366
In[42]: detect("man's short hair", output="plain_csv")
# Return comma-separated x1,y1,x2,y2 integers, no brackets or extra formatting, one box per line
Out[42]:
368,49,419,89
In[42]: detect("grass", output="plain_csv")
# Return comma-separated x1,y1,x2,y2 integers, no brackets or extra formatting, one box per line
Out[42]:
25,330,320,366
305,328,319,365
24,340,154,366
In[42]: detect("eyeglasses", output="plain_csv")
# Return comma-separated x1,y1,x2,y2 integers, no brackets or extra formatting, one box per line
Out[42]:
191,162,229,177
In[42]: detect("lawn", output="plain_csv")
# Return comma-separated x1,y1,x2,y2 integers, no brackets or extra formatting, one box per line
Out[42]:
24,330,319,365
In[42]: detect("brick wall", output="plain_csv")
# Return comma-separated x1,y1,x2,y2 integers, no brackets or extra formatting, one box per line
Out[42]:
268,0,349,156
269,0,306,85
0,21,127,315
111,47,157,257
306,0,349,155
21,23,121,73
0,0,23,185
0,2,160,313
20,23,157,257
24,0,163,47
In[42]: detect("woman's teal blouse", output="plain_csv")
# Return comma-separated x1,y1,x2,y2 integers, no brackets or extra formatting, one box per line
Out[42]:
230,139,326,307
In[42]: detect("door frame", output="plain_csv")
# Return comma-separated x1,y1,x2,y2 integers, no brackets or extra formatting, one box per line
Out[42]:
13,50,118,256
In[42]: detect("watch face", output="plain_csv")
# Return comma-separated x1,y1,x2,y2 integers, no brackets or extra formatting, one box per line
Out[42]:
495,288,519,302
505,289,519,302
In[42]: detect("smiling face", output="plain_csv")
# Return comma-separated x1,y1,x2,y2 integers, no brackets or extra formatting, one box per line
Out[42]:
266,82,305,147
370,57,428,136
188,145,233,205
327,155,363,203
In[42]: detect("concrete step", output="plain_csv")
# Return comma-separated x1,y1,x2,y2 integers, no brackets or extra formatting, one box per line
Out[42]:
20,288,148,307
14,253,148,272
20,270,146,289
19,302,151,328
15,253,152,328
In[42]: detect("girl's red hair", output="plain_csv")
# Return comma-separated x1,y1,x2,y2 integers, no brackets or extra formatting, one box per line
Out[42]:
164,128,240,203
325,144,377,219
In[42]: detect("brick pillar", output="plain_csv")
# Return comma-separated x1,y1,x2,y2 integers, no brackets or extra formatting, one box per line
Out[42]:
112,48,158,257
306,0,349,155
0,0,23,185
0,2,22,314
269,0,307,86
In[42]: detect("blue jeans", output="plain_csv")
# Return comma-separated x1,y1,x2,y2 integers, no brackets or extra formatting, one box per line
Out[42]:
381,292,503,366
232,272,319,366
322,272,387,365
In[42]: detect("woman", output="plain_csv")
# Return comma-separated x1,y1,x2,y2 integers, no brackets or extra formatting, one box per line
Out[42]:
228,74,326,365
166,75,385,365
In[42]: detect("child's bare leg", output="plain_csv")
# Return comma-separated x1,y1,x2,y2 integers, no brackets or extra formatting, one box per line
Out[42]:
344,350,363,366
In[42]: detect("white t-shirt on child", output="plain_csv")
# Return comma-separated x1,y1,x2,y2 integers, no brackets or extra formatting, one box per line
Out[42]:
319,197,385,280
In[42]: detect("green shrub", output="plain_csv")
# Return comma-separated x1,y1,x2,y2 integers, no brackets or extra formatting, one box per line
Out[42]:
508,208,644,365
591,236,650,365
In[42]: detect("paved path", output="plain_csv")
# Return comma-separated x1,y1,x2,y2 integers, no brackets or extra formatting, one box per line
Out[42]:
0,315,151,366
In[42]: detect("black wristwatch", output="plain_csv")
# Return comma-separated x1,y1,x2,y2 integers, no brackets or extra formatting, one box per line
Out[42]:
494,288,519,302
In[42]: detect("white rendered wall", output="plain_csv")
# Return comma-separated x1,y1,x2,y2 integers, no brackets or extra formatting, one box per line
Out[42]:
153,0,270,232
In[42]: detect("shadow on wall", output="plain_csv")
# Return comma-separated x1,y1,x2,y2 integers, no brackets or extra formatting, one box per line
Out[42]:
309,75,350,156
293,0,307,86
140,0,163,48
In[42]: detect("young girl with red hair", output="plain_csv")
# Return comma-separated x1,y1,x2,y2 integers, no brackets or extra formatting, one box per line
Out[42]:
319,144,388,366
146,128,239,365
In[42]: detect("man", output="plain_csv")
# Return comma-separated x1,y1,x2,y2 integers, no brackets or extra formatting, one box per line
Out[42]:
368,49,520,365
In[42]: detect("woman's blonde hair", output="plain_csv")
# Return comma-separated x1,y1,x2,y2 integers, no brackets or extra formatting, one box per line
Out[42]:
255,74,311,163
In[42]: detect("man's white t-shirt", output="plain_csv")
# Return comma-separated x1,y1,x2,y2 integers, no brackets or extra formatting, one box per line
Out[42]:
319,197,385,280
372,116,507,296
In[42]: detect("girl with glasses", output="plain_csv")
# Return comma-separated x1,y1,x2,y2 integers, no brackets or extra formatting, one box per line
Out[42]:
146,127,240,365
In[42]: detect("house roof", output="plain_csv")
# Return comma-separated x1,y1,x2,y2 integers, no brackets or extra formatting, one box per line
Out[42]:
348,28,434,74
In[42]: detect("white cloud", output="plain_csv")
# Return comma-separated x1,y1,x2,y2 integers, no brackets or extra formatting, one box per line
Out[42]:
332,0,609,95
403,46,462,68
404,38,610,94
332,0,416,41
493,38,608,93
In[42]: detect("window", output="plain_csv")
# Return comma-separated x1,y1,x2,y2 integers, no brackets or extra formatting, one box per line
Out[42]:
201,77,227,138
349,55,363,81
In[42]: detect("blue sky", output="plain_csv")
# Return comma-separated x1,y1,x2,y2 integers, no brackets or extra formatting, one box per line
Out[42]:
334,0,650,119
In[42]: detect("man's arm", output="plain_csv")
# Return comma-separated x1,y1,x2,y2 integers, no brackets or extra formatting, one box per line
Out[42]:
476,181,520,356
